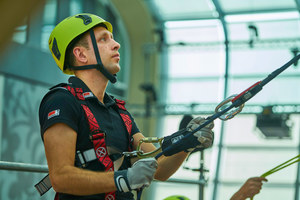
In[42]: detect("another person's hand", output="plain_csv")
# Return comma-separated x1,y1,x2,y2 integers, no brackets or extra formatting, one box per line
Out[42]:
230,177,268,200
186,116,214,150
114,158,158,192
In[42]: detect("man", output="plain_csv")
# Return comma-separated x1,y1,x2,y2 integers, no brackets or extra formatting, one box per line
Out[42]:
39,13,214,200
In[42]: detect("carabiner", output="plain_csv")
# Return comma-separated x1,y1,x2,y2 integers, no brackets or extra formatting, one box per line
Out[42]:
136,137,163,158
215,94,244,121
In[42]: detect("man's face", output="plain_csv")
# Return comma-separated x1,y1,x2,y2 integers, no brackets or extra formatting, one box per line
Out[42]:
86,26,121,74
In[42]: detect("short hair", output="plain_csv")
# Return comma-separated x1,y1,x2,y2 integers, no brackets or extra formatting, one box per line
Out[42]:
65,32,89,68
65,23,108,69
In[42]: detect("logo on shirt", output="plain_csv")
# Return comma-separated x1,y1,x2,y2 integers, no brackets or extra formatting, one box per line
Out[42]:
83,92,93,98
48,109,60,119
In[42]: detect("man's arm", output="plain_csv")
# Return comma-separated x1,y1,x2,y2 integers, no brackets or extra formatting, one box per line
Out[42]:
132,132,188,181
44,123,116,195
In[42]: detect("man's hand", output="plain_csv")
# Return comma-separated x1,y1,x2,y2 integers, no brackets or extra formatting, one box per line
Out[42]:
114,158,158,192
161,116,214,156
186,116,214,151
230,177,268,200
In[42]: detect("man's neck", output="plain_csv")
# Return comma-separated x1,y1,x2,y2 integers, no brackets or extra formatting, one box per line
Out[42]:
75,70,108,103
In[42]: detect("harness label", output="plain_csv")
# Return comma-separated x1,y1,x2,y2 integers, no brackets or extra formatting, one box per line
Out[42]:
171,134,184,144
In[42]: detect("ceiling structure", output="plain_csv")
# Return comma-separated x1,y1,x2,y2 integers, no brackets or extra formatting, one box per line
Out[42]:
146,0,299,22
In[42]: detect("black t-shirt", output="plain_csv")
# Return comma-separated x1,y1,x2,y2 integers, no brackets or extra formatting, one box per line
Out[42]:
39,76,140,199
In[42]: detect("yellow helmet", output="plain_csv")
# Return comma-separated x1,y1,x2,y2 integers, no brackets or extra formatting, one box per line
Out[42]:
163,195,190,200
48,13,112,75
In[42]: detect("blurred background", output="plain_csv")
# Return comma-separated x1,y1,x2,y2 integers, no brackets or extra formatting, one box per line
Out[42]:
0,0,300,199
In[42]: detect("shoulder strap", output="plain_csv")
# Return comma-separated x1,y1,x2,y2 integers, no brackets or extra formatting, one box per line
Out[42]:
115,99,133,151
63,85,116,200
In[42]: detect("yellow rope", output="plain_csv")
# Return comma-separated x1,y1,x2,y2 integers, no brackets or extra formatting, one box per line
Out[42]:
250,154,300,200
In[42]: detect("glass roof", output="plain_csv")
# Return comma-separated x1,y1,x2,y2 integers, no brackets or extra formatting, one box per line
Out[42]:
220,0,297,13
152,0,217,20
148,0,297,21
149,0,298,21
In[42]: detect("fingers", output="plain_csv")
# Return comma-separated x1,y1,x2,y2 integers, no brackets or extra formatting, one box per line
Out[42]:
193,129,214,148
133,157,158,169
242,177,268,198
187,116,214,131
194,128,214,140
247,177,268,185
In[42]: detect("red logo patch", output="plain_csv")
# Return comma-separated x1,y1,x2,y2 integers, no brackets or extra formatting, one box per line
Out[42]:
48,109,60,119
83,92,93,98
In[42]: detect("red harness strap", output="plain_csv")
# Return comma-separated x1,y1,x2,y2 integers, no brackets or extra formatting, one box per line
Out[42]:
81,104,115,200
63,85,133,200
115,99,133,151
65,85,115,200
65,86,133,150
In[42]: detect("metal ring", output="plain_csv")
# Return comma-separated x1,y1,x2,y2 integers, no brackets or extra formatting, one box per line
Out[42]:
215,94,245,121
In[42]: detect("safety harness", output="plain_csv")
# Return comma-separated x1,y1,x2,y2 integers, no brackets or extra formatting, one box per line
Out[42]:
35,84,133,200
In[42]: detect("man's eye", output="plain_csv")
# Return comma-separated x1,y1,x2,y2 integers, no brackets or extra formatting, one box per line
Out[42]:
100,38,106,42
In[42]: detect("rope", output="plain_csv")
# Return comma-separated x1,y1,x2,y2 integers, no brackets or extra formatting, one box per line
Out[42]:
250,154,300,200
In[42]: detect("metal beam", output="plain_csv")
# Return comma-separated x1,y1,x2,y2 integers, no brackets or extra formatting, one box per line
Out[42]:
209,1,229,200
155,178,206,185
158,8,297,22
295,0,300,13
143,0,164,23
56,0,70,24
0,161,48,173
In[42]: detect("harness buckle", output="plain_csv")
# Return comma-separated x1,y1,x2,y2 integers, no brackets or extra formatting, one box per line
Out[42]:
89,130,106,141
76,150,87,168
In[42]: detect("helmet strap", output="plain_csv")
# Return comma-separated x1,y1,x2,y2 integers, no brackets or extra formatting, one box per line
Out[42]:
89,29,117,83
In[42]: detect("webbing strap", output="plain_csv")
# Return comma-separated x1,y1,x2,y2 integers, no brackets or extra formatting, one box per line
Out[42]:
67,88,116,200
120,113,132,137
115,99,133,151
89,133,113,170
35,174,52,196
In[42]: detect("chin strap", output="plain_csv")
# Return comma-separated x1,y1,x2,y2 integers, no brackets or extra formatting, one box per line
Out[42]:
68,29,117,83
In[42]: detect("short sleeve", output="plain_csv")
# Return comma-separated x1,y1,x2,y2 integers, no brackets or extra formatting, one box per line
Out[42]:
127,111,140,135
39,89,82,139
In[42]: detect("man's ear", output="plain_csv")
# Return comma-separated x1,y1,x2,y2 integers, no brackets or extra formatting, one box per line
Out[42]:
73,46,88,64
